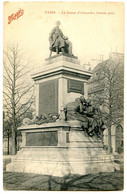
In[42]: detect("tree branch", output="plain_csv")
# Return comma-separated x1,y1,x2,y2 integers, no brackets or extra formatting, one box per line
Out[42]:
15,84,34,105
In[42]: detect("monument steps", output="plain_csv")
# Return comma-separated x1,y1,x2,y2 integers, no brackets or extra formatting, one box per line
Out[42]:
10,149,112,162
6,159,115,177
7,143,115,177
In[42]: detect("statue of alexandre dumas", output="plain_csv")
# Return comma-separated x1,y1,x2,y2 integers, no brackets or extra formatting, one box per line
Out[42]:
49,21,74,57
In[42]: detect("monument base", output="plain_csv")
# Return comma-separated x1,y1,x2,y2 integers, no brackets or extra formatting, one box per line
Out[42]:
6,121,115,177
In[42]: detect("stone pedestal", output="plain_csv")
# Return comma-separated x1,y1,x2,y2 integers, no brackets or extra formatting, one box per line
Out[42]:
32,54,92,115
6,121,115,177
23,122,69,147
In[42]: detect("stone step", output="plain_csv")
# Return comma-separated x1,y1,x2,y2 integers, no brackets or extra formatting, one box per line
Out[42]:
6,160,115,177
11,148,113,164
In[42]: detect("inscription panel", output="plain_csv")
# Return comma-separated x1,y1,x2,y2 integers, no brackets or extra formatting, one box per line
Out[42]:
26,131,58,146
39,79,58,115
67,79,84,94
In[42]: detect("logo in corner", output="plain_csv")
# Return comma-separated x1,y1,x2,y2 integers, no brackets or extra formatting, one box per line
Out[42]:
8,8,24,24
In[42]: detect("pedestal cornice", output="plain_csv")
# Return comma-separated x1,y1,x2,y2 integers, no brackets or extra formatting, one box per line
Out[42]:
32,54,92,81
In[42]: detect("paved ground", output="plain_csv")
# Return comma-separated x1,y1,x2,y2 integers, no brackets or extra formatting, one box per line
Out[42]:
3,171,123,191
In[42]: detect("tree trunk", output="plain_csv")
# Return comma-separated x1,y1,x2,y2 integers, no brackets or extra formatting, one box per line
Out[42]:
108,126,112,153
7,134,9,155
108,96,112,154
11,56,17,155
11,125,17,155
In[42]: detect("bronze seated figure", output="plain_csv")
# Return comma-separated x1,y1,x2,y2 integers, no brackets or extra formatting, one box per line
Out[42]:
49,21,73,57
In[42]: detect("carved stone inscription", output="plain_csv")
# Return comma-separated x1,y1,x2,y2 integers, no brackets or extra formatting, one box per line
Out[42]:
39,79,58,115
67,79,84,94
26,131,58,146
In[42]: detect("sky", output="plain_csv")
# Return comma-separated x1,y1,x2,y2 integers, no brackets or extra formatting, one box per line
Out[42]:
3,1,124,71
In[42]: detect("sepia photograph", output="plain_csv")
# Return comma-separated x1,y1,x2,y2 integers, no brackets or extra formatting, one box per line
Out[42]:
2,0,125,191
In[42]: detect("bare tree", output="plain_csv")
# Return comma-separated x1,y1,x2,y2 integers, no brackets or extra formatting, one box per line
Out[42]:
3,111,12,155
3,43,35,155
89,58,124,153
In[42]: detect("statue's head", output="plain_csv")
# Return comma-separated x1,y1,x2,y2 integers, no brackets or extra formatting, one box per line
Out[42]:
55,21,60,26
79,95,86,103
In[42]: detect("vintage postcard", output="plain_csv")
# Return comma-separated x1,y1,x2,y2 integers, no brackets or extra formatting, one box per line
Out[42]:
2,1,124,191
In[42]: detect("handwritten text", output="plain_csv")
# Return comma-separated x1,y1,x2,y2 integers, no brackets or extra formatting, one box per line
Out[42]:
8,8,24,24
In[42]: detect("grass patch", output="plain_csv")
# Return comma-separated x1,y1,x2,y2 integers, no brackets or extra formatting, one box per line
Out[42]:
3,171,123,191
